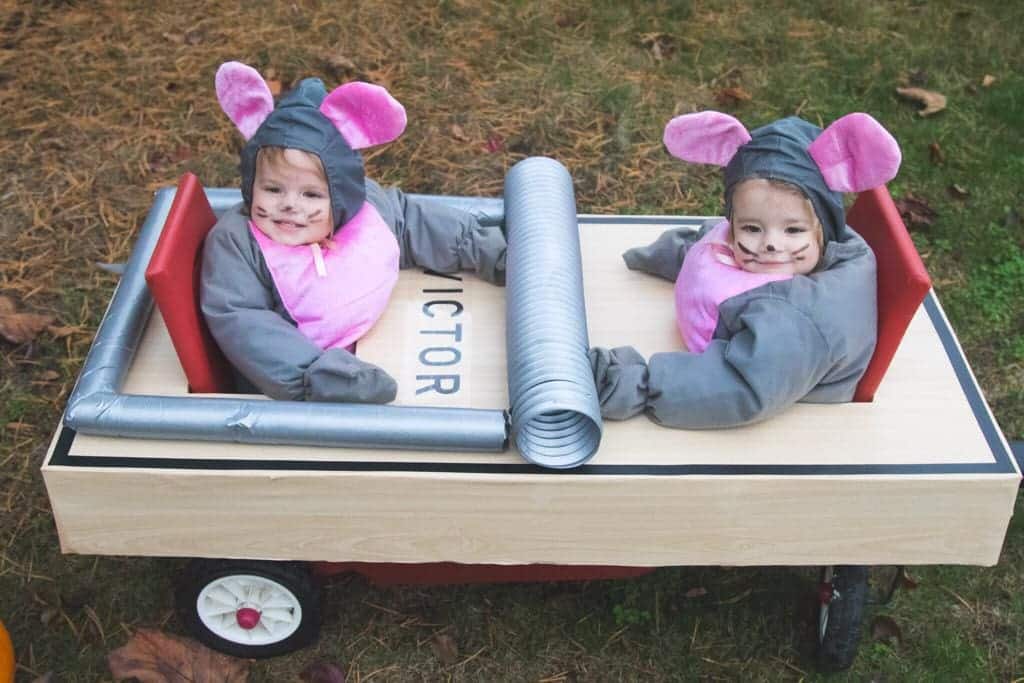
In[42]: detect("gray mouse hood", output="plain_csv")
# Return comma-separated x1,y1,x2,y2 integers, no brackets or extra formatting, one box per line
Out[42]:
239,77,365,231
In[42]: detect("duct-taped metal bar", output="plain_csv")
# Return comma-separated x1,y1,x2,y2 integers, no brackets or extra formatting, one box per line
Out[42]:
504,157,603,468
66,392,508,450
412,194,504,227
63,187,508,452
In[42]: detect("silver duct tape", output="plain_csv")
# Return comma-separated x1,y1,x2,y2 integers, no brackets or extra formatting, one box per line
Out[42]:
410,194,504,227
68,392,507,451
64,185,508,452
504,157,602,469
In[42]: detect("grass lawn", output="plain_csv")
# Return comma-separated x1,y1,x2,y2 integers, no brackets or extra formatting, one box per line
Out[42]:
1,0,1022,680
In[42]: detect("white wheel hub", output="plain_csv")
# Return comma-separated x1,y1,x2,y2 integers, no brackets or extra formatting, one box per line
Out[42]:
196,574,303,645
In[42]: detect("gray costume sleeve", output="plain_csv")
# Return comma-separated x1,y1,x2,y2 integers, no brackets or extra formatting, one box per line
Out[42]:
620,220,714,281
200,207,397,404
366,180,507,285
590,297,833,428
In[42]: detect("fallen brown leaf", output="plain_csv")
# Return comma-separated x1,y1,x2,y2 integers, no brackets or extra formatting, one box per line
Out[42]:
907,69,929,86
786,29,816,39
947,184,970,200
896,87,947,117
322,53,358,75
267,79,283,96
714,86,752,106
639,32,675,61
431,633,459,665
684,587,707,598
928,141,945,165
554,11,583,28
894,194,937,230
300,660,347,683
61,586,95,610
39,370,60,381
982,74,996,87
450,124,470,142
47,325,79,338
40,606,59,626
870,615,902,645
899,569,919,591
0,295,56,344
107,629,249,682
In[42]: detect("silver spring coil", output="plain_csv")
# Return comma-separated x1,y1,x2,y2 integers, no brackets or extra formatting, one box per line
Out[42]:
504,157,602,468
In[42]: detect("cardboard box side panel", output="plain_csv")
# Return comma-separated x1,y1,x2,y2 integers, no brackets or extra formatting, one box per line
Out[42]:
43,467,1017,566
40,427,73,553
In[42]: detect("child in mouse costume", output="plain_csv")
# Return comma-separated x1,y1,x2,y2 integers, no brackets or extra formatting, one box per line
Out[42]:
590,111,902,428
201,61,506,403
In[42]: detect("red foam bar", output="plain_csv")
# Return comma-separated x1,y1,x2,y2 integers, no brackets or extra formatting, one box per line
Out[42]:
144,172,234,393
848,185,932,402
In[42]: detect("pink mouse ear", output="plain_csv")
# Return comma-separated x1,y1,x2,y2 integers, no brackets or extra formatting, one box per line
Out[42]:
319,82,407,150
807,113,902,192
215,61,275,140
663,111,752,167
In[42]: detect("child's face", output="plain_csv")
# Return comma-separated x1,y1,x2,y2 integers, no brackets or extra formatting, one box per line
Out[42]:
729,179,822,276
251,149,332,246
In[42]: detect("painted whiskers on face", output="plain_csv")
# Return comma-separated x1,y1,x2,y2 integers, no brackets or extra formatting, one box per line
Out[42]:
734,239,812,262
728,178,823,276
251,148,334,248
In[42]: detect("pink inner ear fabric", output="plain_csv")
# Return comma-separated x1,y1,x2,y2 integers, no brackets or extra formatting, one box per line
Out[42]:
215,62,275,140
663,111,752,167
319,82,407,150
807,112,902,193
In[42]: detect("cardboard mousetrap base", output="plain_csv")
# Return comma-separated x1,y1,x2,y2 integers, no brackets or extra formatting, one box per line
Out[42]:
43,218,1020,566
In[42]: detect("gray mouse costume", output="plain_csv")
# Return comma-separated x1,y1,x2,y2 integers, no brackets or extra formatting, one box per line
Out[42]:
590,116,879,428
201,75,506,403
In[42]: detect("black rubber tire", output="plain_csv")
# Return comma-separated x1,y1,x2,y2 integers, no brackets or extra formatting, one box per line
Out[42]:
816,565,869,672
176,559,321,659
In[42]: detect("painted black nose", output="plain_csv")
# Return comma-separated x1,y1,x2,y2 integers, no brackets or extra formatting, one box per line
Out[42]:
766,244,776,252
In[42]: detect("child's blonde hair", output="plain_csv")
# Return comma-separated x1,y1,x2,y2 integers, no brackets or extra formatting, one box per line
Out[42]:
256,146,328,182
729,177,824,250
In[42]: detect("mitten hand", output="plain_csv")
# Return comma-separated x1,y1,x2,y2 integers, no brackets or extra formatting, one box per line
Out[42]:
622,226,700,282
307,350,398,403
588,346,649,420
460,223,507,285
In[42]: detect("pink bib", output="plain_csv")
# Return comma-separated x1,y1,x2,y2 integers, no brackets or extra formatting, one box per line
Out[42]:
251,202,400,350
675,221,792,353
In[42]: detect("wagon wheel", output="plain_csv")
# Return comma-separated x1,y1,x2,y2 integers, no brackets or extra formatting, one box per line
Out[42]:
176,559,321,659
816,565,869,672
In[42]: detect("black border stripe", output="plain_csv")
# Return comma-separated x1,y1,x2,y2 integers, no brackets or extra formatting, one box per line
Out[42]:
48,275,1016,477
48,430,1016,476
922,293,1015,472
1011,441,1024,470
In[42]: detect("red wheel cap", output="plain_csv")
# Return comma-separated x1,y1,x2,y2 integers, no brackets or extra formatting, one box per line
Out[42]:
236,607,261,630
